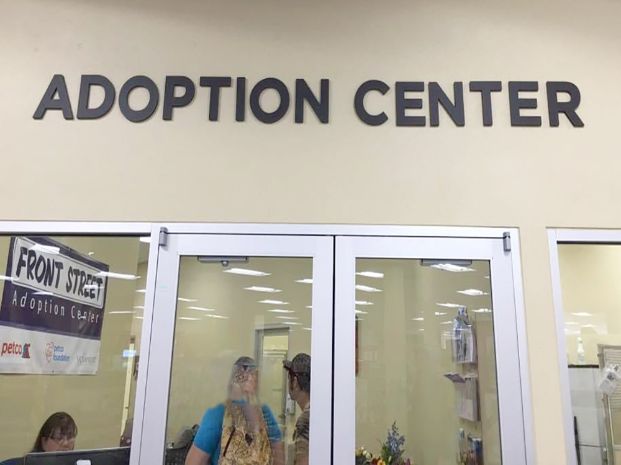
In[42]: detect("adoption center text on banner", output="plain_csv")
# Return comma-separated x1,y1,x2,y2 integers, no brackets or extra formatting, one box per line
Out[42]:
0,236,109,375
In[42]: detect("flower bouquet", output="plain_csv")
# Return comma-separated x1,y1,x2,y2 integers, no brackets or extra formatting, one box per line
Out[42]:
356,422,412,465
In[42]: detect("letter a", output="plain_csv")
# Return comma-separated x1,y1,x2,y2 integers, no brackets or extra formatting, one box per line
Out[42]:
33,74,74,120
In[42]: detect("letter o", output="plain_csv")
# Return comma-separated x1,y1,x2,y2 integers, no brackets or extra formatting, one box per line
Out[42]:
250,78,290,124
119,76,160,123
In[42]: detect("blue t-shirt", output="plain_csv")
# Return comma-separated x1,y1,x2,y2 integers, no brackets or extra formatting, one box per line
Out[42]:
194,402,282,460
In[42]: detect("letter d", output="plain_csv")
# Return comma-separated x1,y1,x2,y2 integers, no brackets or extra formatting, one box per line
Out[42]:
77,75,116,119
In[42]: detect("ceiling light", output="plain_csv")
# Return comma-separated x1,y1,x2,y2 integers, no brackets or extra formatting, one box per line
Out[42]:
259,300,289,305
109,311,135,315
457,289,488,296
88,252,95,256
472,308,492,313
356,285,382,293
484,276,490,279
224,268,271,277
419,329,425,332
441,321,453,325
303,327,312,331
139,236,151,243
429,264,474,273
356,300,374,306
179,317,201,321
245,286,281,293
133,306,144,309
436,303,463,308
136,316,144,320
178,297,198,302
276,316,299,320
98,271,140,280
581,324,596,328
30,244,60,255
268,309,295,314
355,309,368,315
572,312,593,317
565,321,579,326
296,278,313,284
136,289,146,293
204,314,229,319
306,305,312,309
434,312,447,316
412,317,424,321
356,271,384,279
187,306,215,312
281,321,302,326
0,275,16,282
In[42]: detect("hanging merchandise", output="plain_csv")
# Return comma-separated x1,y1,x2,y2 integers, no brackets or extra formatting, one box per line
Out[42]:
452,307,477,364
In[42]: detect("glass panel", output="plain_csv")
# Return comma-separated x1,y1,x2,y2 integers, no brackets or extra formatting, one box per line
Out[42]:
354,258,500,465
168,257,312,465
0,235,148,461
559,244,621,465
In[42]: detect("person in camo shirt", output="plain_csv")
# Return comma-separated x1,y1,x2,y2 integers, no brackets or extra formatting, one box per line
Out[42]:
283,353,311,465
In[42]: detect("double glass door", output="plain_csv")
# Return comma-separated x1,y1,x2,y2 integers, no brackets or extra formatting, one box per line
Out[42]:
136,232,527,465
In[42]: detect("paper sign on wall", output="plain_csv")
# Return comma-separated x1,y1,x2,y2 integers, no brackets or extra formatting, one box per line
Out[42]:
0,236,109,375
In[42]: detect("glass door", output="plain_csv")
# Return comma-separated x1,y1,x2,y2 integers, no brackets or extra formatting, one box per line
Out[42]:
138,234,333,465
334,236,527,465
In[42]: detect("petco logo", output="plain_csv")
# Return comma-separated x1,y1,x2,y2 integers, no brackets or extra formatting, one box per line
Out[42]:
1,341,31,358
45,342,70,363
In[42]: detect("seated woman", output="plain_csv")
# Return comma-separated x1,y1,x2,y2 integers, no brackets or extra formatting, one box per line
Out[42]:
185,357,284,465
31,411,78,453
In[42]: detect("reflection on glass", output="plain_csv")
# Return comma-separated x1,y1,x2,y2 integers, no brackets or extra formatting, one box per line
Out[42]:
0,236,147,459
168,257,312,465
560,244,621,465
354,259,500,465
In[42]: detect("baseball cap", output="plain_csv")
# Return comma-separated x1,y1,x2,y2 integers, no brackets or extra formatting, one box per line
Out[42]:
283,353,311,375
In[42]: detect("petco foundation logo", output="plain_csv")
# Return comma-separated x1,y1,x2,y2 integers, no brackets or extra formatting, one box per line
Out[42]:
0,341,31,359
45,342,70,363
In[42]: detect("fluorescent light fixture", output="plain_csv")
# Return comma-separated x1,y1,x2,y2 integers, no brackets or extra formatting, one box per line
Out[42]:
179,317,201,321
276,316,299,320
133,306,144,309
306,305,312,309
473,308,492,313
281,321,302,326
484,275,490,279
178,297,198,302
188,306,215,312
434,312,448,316
244,286,281,293
205,314,229,319
98,271,140,280
224,268,271,277
457,289,488,296
139,236,151,243
136,316,144,320
88,252,95,256
30,244,60,255
303,327,312,331
259,300,289,305
355,285,382,293
565,321,579,326
268,309,295,314
356,300,374,306
34,291,54,296
441,321,453,325
572,312,593,317
355,309,368,315
436,303,463,308
429,264,474,273
296,278,313,284
419,329,425,332
356,271,384,279
582,324,596,328
109,311,135,315
412,317,425,321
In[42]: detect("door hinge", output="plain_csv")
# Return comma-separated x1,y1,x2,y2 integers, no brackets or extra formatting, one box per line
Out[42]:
503,232,511,252
158,227,168,247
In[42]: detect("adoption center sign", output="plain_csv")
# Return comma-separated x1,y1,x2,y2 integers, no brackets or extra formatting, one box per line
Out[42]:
0,236,109,375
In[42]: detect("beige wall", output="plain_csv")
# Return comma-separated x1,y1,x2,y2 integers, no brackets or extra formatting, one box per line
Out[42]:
4,0,621,463
0,236,145,457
